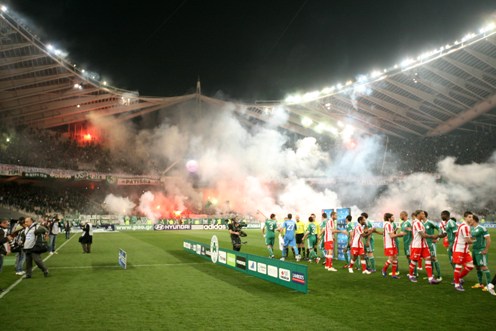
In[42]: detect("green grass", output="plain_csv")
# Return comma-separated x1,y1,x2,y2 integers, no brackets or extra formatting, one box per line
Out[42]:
1,229,495,330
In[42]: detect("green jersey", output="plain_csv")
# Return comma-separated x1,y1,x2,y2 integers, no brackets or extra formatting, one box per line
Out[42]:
306,223,318,237
363,220,374,243
471,225,489,251
401,220,412,245
444,219,458,244
264,219,277,238
424,219,440,245
346,222,354,236
393,222,400,247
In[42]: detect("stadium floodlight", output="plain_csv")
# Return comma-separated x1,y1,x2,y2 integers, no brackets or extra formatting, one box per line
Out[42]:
370,70,382,79
46,44,54,51
480,22,495,34
321,86,335,94
302,91,320,102
283,18,496,106
461,33,477,43
1,5,7,12
301,117,313,127
400,58,415,68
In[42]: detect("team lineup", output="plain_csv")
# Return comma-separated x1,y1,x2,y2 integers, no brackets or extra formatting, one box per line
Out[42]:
260,210,495,294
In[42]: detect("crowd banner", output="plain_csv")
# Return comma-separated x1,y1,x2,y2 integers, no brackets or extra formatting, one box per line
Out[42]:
183,236,308,294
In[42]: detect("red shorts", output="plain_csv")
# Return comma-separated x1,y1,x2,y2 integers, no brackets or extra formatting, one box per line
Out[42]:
351,247,364,256
452,252,473,265
324,241,334,251
410,247,430,261
384,247,398,256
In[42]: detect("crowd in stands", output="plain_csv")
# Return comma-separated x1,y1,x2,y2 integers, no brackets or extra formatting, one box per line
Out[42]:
0,183,105,216
0,126,166,175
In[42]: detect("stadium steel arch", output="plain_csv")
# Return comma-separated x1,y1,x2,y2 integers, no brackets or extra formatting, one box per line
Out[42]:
1,9,496,139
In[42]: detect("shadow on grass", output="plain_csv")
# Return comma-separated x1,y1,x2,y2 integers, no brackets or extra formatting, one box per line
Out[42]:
168,249,304,298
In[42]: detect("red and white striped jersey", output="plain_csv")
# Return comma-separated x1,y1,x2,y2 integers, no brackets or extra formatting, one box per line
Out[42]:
453,222,471,254
383,222,396,249
411,219,427,249
351,224,364,248
324,219,335,242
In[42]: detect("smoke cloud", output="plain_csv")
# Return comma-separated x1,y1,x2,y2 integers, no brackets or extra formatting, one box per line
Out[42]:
91,100,495,223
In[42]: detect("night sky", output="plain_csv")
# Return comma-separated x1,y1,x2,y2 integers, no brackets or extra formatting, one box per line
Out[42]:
5,0,496,101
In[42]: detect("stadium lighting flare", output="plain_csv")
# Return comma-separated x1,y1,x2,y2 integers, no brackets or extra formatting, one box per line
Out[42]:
283,18,496,106
1,5,8,12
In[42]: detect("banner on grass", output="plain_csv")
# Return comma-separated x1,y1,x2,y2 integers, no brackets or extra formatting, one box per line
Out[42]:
118,249,127,269
183,238,308,294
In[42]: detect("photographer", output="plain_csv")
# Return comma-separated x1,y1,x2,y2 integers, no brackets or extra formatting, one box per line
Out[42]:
228,218,246,251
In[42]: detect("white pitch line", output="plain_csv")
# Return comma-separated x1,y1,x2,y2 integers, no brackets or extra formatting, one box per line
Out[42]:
0,233,76,299
49,262,204,269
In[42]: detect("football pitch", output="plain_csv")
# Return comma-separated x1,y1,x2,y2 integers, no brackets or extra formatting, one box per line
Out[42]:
1,229,494,331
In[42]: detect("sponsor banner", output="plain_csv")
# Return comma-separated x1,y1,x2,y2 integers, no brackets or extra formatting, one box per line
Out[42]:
267,265,278,278
292,272,305,285
191,224,227,230
115,225,154,231
236,256,247,270
323,208,351,261
153,224,191,231
257,262,267,275
279,268,291,282
218,251,227,264
482,223,496,228
210,235,219,263
183,239,308,293
227,253,236,267
246,223,262,229
248,260,257,272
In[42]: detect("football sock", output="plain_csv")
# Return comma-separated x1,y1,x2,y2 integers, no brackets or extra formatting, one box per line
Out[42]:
425,260,433,278
392,261,398,276
477,269,483,284
484,270,491,285
434,261,441,278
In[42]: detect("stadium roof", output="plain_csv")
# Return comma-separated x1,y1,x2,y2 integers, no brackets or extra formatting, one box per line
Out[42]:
1,9,496,139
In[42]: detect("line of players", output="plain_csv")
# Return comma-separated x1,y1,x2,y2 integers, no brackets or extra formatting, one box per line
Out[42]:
262,209,495,294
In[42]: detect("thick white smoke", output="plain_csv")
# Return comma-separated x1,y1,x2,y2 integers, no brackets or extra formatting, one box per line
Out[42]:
103,194,136,215
373,154,496,219
90,100,496,223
